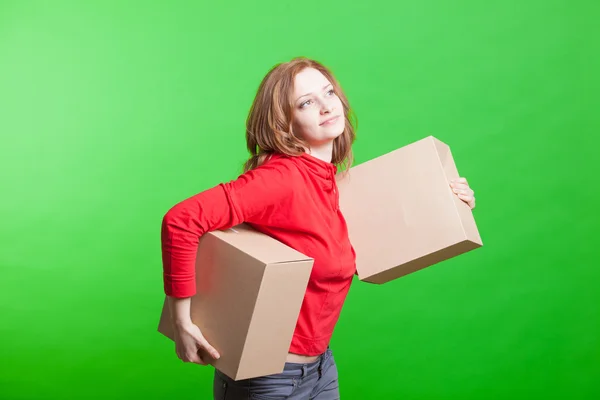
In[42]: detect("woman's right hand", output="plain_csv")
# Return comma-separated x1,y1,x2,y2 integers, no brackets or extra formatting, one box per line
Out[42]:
173,320,221,365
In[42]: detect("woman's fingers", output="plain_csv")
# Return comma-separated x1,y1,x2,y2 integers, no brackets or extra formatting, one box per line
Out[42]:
458,193,476,209
452,187,474,195
192,332,221,360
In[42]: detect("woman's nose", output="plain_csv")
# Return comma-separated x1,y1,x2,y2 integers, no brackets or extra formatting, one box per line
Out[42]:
320,102,333,114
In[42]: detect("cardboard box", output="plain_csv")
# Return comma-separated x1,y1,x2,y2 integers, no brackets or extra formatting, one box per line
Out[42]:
337,135,482,284
157,223,313,380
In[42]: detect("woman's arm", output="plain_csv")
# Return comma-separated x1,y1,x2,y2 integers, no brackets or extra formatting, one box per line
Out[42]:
161,156,296,299
167,295,192,325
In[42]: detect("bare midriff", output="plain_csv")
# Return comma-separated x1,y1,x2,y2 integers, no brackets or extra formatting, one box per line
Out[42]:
286,352,320,363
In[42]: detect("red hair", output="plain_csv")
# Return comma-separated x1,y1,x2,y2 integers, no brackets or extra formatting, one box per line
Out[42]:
243,57,357,172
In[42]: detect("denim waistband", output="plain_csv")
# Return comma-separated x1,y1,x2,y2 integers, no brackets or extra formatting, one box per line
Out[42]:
215,348,333,382
282,347,332,378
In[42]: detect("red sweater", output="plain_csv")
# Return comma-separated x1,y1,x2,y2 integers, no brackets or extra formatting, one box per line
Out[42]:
161,152,357,356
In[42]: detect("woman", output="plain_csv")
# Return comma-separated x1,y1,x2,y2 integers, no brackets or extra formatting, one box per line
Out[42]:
161,57,476,399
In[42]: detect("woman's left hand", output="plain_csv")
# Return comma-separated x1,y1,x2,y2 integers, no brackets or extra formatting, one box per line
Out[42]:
450,177,476,209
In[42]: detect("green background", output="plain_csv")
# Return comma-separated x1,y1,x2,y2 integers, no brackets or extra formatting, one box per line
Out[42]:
1,1,598,399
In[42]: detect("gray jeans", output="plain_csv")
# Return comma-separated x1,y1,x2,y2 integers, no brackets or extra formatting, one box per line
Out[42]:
213,348,339,399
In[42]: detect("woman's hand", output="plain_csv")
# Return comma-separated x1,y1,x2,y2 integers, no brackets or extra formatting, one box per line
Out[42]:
450,177,476,209
173,320,221,365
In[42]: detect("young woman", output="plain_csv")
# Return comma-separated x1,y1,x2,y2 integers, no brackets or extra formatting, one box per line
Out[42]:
161,57,476,400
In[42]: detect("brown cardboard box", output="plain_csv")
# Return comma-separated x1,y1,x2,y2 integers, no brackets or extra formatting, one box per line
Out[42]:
157,223,313,380
337,135,482,284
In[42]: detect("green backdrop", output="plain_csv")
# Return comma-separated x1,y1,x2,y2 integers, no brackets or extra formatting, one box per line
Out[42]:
1,1,598,399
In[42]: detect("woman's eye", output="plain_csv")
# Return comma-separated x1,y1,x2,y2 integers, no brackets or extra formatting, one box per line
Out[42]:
327,89,335,96
300,100,312,108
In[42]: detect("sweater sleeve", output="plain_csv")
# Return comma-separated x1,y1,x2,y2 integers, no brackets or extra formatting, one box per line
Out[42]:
161,158,295,298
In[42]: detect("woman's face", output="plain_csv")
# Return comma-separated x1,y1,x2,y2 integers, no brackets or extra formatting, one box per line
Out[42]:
290,67,345,148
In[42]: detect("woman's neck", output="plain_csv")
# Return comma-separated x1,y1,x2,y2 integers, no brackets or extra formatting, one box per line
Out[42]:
306,141,334,163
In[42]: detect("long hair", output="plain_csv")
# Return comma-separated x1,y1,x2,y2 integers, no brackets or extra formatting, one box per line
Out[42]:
243,57,357,173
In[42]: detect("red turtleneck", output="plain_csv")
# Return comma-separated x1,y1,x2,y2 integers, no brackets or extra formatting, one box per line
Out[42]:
161,153,357,356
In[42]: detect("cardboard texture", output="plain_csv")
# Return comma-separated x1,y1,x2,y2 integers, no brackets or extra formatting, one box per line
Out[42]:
157,223,313,381
336,135,482,284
